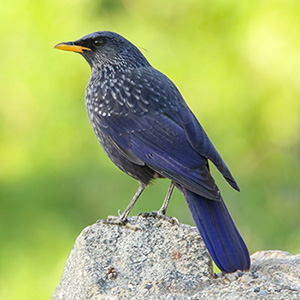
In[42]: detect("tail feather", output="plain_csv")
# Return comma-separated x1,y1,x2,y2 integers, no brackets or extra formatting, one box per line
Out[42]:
179,187,250,273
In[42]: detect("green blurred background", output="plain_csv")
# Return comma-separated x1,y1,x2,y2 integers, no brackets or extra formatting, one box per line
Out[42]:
1,0,300,299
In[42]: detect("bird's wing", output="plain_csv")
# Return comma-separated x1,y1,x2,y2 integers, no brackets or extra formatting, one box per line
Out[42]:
89,67,238,199
168,100,240,191
93,109,220,200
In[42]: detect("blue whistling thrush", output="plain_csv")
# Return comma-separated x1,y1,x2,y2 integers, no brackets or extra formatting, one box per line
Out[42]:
55,31,250,273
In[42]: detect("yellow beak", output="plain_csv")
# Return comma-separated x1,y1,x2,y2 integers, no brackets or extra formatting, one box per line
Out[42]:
54,42,91,53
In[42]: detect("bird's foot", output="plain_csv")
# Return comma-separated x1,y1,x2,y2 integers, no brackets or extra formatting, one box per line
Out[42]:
101,210,141,231
138,210,179,225
104,209,126,224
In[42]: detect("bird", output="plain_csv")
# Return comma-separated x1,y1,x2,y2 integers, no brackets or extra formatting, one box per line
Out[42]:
54,31,250,273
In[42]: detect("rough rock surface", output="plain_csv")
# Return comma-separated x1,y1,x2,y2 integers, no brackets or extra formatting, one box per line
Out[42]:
53,216,300,299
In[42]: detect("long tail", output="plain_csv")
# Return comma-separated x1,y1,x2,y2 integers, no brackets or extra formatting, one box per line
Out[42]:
179,187,250,273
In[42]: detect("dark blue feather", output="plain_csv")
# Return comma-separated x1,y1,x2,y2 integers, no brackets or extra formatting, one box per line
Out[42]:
89,66,250,272
179,187,250,272
95,112,221,200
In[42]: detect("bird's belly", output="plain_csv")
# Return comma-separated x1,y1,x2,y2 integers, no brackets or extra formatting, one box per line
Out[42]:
93,127,157,184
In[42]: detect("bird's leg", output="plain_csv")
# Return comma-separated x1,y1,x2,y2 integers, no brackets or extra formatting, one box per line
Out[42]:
105,182,147,226
138,181,179,224
118,182,147,222
157,181,175,215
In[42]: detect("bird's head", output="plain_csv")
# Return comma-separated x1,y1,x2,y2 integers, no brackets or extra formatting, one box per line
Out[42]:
54,31,150,71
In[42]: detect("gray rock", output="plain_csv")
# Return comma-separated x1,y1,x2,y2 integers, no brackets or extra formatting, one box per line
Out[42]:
53,216,300,299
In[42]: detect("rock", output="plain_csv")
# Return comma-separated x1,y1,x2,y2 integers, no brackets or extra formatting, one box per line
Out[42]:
53,216,300,299
52,216,213,299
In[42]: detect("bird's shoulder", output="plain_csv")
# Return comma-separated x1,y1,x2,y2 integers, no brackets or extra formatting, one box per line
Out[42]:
85,66,186,119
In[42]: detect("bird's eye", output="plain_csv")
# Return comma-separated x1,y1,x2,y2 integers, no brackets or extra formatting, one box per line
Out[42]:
93,39,103,47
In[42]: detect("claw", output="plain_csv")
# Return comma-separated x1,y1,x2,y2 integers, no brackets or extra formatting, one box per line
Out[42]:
138,211,179,225
101,214,141,231
103,215,127,225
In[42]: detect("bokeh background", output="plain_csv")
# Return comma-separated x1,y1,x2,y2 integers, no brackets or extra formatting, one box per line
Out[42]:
1,0,300,299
